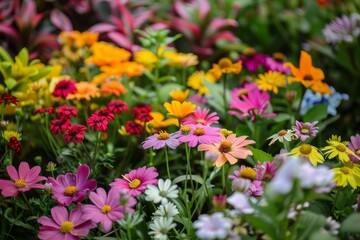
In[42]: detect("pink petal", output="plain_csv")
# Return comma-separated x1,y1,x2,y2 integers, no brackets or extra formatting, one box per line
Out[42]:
89,190,105,209
18,162,30,179
38,216,59,229
6,165,18,181
38,229,63,240
24,166,41,182
100,218,113,233
51,206,69,225
76,165,90,188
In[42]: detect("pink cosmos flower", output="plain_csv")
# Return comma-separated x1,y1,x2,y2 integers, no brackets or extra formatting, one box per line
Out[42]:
64,124,87,144
181,106,219,126
82,188,136,233
292,120,319,141
348,134,360,162
0,162,47,197
178,124,221,147
56,105,78,119
53,79,77,99
142,131,180,150
48,165,97,206
110,166,158,196
38,205,96,240
107,99,129,114
198,134,255,167
87,114,109,132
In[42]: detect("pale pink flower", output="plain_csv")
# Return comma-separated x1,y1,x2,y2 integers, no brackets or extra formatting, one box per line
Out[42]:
142,131,180,150
348,134,360,162
181,106,219,126
178,124,221,147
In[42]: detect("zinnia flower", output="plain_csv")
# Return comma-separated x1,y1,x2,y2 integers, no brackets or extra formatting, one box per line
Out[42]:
107,99,128,114
0,162,47,197
94,108,115,121
48,164,97,206
125,120,143,135
292,120,319,141
50,118,71,135
56,105,78,119
64,124,87,144
164,100,196,119
38,205,96,240
181,106,219,126
210,57,242,78
100,81,127,96
178,124,221,147
142,130,180,150
290,144,325,166
52,79,77,99
66,82,100,101
198,134,255,167
348,134,360,162
87,114,109,132
110,166,158,196
0,93,19,105
169,88,190,102
238,48,267,72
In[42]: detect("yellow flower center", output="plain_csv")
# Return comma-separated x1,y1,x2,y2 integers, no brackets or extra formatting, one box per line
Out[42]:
193,127,205,136
239,167,257,181
218,58,232,68
157,131,170,140
355,148,360,156
219,140,232,153
300,128,310,134
64,186,78,196
278,130,287,136
220,129,233,137
180,125,191,135
344,161,354,168
14,179,27,188
273,52,286,62
238,89,249,97
303,75,313,81
243,47,256,57
299,144,312,155
101,205,112,214
60,221,74,233
340,167,349,175
129,179,141,188
336,144,346,152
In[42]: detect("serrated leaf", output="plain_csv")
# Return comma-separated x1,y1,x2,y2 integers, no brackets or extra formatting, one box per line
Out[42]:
303,103,329,122
248,146,273,163
341,213,360,233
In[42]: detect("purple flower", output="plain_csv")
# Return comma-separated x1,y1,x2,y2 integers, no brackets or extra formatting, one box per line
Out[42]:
292,120,319,141
48,165,97,206
264,56,290,74
142,130,180,150
323,13,360,44
239,48,267,72
255,161,278,181
348,134,360,162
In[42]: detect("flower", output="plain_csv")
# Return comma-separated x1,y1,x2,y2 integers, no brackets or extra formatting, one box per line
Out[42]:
164,100,196,119
325,217,341,236
145,179,179,204
181,106,219,126
332,161,360,189
323,13,360,44
100,81,127,96
110,166,158,197
85,41,131,66
52,79,77,98
264,53,290,74
125,120,143,135
63,124,87,144
38,205,96,240
94,108,115,121
198,134,255,167
7,136,22,155
169,88,190,102
34,107,54,115
87,114,109,132
143,112,179,133
107,99,128,114
187,70,217,95
290,144,325,166
227,192,256,214
255,161,278,181
348,134,360,162
2,130,22,142
267,129,297,145
56,105,78,119
178,124,221,148
210,57,242,78
66,82,100,101
255,71,286,94
238,48,267,72
142,131,180,150
322,135,358,162
194,212,233,240
48,164,97,206
82,188,136,233
0,162,47,197
153,202,179,218
50,118,71,135
148,217,176,240
292,120,319,141
0,93,19,105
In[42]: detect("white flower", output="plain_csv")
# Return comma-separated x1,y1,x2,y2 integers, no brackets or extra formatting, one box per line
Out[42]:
149,217,176,240
227,192,255,214
154,202,179,218
145,179,179,204
267,129,297,146
193,212,232,240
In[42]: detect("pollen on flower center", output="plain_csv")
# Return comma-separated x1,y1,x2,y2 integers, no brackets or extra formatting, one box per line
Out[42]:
219,58,232,68
64,185,78,196
157,131,170,140
240,167,257,181
101,204,112,214
129,179,141,188
14,178,27,188
300,128,310,134
193,127,205,136
180,125,191,135
244,47,256,58
340,167,349,174
355,148,360,156
60,221,74,233
303,74,313,81
278,130,287,136
336,144,346,152
219,140,232,153
299,144,312,155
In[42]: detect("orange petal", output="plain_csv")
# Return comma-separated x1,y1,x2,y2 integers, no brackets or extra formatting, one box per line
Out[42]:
299,51,312,75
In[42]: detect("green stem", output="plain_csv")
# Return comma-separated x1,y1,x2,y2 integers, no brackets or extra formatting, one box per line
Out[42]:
185,143,195,196
93,132,101,162
164,147,171,179
81,142,94,167
1,102,5,122
222,74,229,127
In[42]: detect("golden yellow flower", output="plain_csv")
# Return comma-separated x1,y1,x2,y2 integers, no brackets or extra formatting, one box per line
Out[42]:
100,81,127,96
255,71,286,94
59,31,99,48
85,42,131,66
333,161,360,189
164,100,196,119
118,126,129,136
169,88,190,102
138,112,179,133
210,58,242,77
187,71,217,95
66,82,100,101
133,48,159,67
290,144,324,166
2,130,22,142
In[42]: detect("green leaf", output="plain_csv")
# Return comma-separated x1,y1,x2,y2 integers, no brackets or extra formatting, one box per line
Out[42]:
5,77,17,90
17,48,29,66
173,174,204,185
309,230,339,240
248,146,273,163
28,66,52,81
294,211,327,240
303,103,329,122
0,46,13,63
341,213,360,233
272,113,291,123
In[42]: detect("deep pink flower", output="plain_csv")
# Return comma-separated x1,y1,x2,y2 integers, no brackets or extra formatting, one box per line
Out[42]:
82,188,136,233
292,120,319,141
254,161,278,181
53,79,77,98
64,124,87,144
110,166,158,196
50,118,71,135
107,99,128,114
48,165,97,206
0,162,47,197
132,104,152,117
38,205,96,240
239,51,266,72
348,134,360,162
8,137,22,156
95,108,115,121
34,107,54,115
264,56,290,74
189,95,208,105
56,105,78,119
178,124,221,147
181,106,219,126
125,120,143,135
142,131,180,150
87,114,109,132
135,112,153,122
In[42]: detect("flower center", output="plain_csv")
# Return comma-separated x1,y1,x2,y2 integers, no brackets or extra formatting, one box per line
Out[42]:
299,144,312,155
101,205,112,214
180,125,191,135
129,179,141,188
14,178,27,188
278,130,287,136
303,75,313,81
300,128,310,134
64,185,78,196
243,47,256,58
340,167,349,175
193,127,205,136
219,58,232,68
355,148,360,156
273,52,286,62
220,129,233,137
219,140,232,153
344,161,354,168
238,89,249,97
60,221,74,233
336,144,346,152
240,168,257,181
157,131,170,140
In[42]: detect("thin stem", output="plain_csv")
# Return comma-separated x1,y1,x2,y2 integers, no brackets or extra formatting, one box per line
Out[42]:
81,142,94,167
185,143,195,196
93,132,101,162
21,192,36,218
222,74,229,127
164,147,171,179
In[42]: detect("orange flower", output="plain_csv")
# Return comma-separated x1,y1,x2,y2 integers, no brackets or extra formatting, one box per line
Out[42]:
164,100,196,119
66,82,100,101
85,42,131,66
169,88,190,102
210,58,242,78
137,112,179,133
100,81,127,96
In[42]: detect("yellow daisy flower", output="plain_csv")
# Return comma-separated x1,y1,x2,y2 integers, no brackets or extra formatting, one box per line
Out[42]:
290,144,324,166
169,88,190,102
255,71,286,94
2,130,22,142
322,135,357,162
210,58,242,78
332,161,360,189
187,70,217,95
163,100,196,119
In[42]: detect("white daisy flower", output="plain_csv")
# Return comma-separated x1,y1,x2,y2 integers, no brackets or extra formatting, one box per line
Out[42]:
149,217,176,240
145,179,179,204
153,202,179,218
193,212,233,240
267,129,297,145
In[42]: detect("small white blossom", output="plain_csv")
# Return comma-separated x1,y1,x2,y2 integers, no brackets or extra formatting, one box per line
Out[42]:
145,179,179,204
149,217,176,240
193,212,233,240
154,202,179,218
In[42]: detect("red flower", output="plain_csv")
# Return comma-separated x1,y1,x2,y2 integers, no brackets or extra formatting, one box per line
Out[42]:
8,137,22,156
0,93,19,105
53,79,77,98
107,100,128,114
135,113,153,122
94,108,115,121
87,114,109,132
125,120,143,135
50,118,71,135
131,104,151,117
34,107,54,115
56,105,78,119
64,124,87,144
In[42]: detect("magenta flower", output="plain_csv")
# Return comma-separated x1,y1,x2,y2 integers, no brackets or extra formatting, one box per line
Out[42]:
56,105,78,119
82,188,136,233
248,180,263,197
38,205,96,240
87,114,109,132
348,134,360,162
50,118,71,135
239,50,267,72
0,162,47,197
64,124,87,144
110,166,158,196
178,124,221,148
292,120,319,141
181,106,219,126
254,161,278,181
53,79,77,99
142,131,180,150
48,165,97,206
107,99,128,114
264,56,290,74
